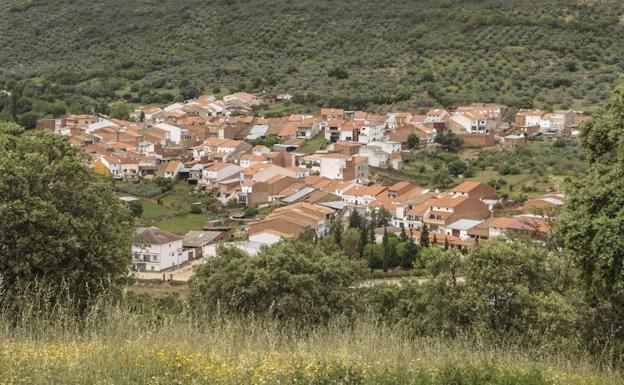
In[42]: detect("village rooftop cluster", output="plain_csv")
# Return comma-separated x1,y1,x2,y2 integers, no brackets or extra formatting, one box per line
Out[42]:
36,92,583,273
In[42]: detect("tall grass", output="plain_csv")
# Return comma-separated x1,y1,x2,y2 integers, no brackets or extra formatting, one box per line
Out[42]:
0,283,621,385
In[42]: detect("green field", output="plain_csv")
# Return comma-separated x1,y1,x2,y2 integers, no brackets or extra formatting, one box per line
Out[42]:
137,181,225,234
298,133,327,154
150,212,216,235
140,200,172,219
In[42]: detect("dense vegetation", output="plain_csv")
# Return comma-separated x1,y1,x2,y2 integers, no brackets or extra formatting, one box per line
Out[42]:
1,0,624,126
0,123,133,303
377,138,587,203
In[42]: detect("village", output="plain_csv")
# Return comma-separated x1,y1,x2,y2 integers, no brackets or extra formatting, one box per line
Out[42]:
35,92,586,279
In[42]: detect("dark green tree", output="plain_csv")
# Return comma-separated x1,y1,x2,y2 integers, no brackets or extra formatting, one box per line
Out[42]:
0,123,133,303
340,228,360,259
399,223,408,242
559,81,624,315
420,224,430,247
382,226,390,272
377,207,392,227
435,131,464,153
109,102,130,120
189,241,361,323
407,133,420,149
463,240,579,338
349,209,362,229
331,220,343,245
359,221,369,258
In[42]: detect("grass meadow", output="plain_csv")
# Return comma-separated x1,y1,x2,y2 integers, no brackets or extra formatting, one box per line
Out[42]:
0,296,621,385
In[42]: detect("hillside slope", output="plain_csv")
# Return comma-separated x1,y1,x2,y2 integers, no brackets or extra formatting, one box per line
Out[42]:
0,0,623,110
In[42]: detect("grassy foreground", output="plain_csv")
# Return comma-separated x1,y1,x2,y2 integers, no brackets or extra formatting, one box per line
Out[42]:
0,307,620,385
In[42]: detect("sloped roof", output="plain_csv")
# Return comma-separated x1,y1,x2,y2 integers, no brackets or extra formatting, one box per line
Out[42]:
135,227,182,244
183,231,223,247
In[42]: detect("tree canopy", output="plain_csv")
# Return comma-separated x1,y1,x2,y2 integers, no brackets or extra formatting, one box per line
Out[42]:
0,123,133,303
558,80,624,316
189,241,362,323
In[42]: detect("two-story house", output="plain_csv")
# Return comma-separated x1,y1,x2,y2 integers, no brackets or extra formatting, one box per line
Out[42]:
132,227,193,272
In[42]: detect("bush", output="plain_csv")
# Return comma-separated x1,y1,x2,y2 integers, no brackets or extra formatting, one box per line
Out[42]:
243,206,258,217
189,241,362,323
127,200,143,217
116,181,162,198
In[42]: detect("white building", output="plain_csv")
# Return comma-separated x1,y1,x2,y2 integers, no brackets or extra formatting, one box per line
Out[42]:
204,241,265,258
359,146,389,168
450,112,495,134
444,219,483,240
357,123,385,144
154,122,188,144
342,185,388,206
203,163,241,183
319,154,350,180
319,154,368,183
132,227,193,272
424,109,449,124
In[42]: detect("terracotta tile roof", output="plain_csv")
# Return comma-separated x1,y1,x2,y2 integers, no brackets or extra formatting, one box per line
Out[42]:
207,162,235,171
407,198,437,216
450,181,485,193
163,160,181,173
345,185,387,197
431,194,471,208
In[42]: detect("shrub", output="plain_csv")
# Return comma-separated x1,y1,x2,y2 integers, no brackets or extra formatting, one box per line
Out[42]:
189,241,362,323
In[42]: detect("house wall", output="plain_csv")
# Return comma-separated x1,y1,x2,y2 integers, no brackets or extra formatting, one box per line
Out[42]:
320,158,346,180
132,240,187,272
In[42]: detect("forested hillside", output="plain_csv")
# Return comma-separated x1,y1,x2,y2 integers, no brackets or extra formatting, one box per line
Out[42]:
0,0,623,120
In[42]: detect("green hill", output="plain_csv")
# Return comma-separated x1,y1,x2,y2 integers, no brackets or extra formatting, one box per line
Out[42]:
0,0,623,121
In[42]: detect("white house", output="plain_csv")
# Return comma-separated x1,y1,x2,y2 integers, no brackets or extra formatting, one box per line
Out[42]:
450,112,495,134
358,141,402,169
203,163,241,183
132,227,193,272
204,241,264,258
159,160,183,180
154,122,187,144
319,154,368,183
342,185,388,206
253,145,271,157
357,123,385,144
424,109,449,124
359,146,389,168
182,230,224,259
444,219,483,240
137,138,156,155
